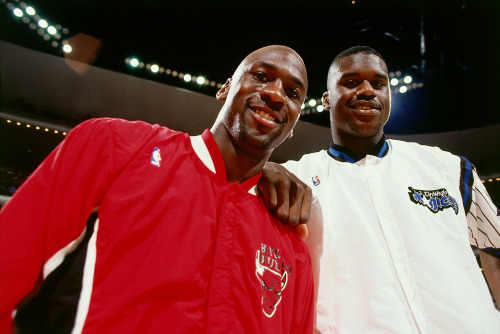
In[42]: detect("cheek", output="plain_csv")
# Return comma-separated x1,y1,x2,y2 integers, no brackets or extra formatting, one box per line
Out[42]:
331,91,351,109
332,100,349,120
289,110,301,125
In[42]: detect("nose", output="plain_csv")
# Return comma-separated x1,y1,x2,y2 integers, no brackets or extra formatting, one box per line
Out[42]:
261,80,286,111
356,80,375,99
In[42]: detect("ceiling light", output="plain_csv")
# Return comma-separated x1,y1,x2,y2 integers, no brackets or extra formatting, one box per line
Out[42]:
129,58,139,67
62,44,72,53
13,8,23,17
47,26,57,35
38,19,48,28
26,6,35,15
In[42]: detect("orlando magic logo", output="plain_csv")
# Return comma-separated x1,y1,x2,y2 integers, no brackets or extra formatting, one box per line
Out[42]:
408,187,459,215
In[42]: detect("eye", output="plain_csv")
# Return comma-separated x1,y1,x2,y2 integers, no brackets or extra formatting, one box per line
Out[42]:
253,72,269,82
343,80,358,87
372,81,386,88
286,88,300,99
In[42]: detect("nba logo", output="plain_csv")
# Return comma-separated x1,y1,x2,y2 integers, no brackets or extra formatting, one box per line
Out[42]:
312,175,320,186
151,147,161,167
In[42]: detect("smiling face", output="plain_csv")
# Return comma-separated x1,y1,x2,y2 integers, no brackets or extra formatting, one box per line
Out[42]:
214,45,307,156
324,53,391,144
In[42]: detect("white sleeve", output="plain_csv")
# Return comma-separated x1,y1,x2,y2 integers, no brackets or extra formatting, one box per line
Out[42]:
467,166,500,249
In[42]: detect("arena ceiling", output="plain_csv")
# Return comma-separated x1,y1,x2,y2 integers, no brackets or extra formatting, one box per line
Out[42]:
2,0,499,135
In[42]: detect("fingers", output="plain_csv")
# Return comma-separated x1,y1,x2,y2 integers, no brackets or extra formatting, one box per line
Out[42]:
287,181,312,225
257,176,278,210
299,187,312,224
258,161,312,226
274,180,291,221
294,224,308,239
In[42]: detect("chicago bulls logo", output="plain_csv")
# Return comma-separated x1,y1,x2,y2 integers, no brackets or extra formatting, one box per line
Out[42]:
255,250,288,317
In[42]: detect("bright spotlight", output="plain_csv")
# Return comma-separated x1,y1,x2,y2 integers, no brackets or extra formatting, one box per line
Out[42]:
26,6,35,15
13,8,23,17
47,26,57,35
390,78,399,86
309,99,317,107
62,44,72,53
38,19,48,28
399,86,408,93
317,105,324,112
150,64,159,73
196,76,205,85
403,75,412,84
130,58,139,67
184,74,192,82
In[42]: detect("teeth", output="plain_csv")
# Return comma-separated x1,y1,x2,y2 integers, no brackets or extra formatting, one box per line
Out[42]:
256,109,276,122
356,106,373,110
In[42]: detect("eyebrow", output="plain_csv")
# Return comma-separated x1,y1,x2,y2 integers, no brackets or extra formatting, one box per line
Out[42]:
257,61,307,89
341,72,389,80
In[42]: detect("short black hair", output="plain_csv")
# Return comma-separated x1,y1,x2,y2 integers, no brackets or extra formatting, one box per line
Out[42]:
332,45,385,67
327,46,387,89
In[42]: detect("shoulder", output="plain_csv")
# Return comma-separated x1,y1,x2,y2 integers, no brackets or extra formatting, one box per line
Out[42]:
71,117,185,142
74,117,164,132
387,139,459,162
282,150,328,172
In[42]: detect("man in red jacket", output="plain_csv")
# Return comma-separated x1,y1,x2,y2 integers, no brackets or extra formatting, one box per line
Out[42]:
0,45,314,334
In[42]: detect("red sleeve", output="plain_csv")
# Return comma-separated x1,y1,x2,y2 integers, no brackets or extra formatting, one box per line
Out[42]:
0,118,130,332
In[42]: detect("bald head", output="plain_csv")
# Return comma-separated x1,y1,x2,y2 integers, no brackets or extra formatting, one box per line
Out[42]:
211,44,308,166
233,45,308,92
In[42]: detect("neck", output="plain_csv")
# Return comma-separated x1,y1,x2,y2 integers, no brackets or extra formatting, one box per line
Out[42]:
332,131,384,158
211,125,271,183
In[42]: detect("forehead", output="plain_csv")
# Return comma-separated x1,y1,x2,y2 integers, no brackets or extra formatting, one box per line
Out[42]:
333,53,388,79
241,49,307,87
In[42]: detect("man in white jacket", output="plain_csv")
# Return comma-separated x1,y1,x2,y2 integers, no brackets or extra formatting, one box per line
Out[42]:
259,45,500,333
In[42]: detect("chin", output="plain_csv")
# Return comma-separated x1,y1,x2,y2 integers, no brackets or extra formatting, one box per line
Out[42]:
359,127,383,137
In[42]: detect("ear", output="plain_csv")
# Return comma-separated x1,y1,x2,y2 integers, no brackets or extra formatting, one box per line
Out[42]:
216,78,232,101
322,92,331,110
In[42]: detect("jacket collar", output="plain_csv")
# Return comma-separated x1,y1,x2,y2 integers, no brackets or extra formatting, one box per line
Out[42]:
327,135,388,163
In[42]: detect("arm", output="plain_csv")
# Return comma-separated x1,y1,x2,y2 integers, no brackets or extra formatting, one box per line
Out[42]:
463,159,500,249
479,249,500,310
460,157,500,309
258,162,312,237
0,119,119,333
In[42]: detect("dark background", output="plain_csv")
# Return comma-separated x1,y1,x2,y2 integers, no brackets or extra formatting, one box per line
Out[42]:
2,0,500,134
1,0,499,202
